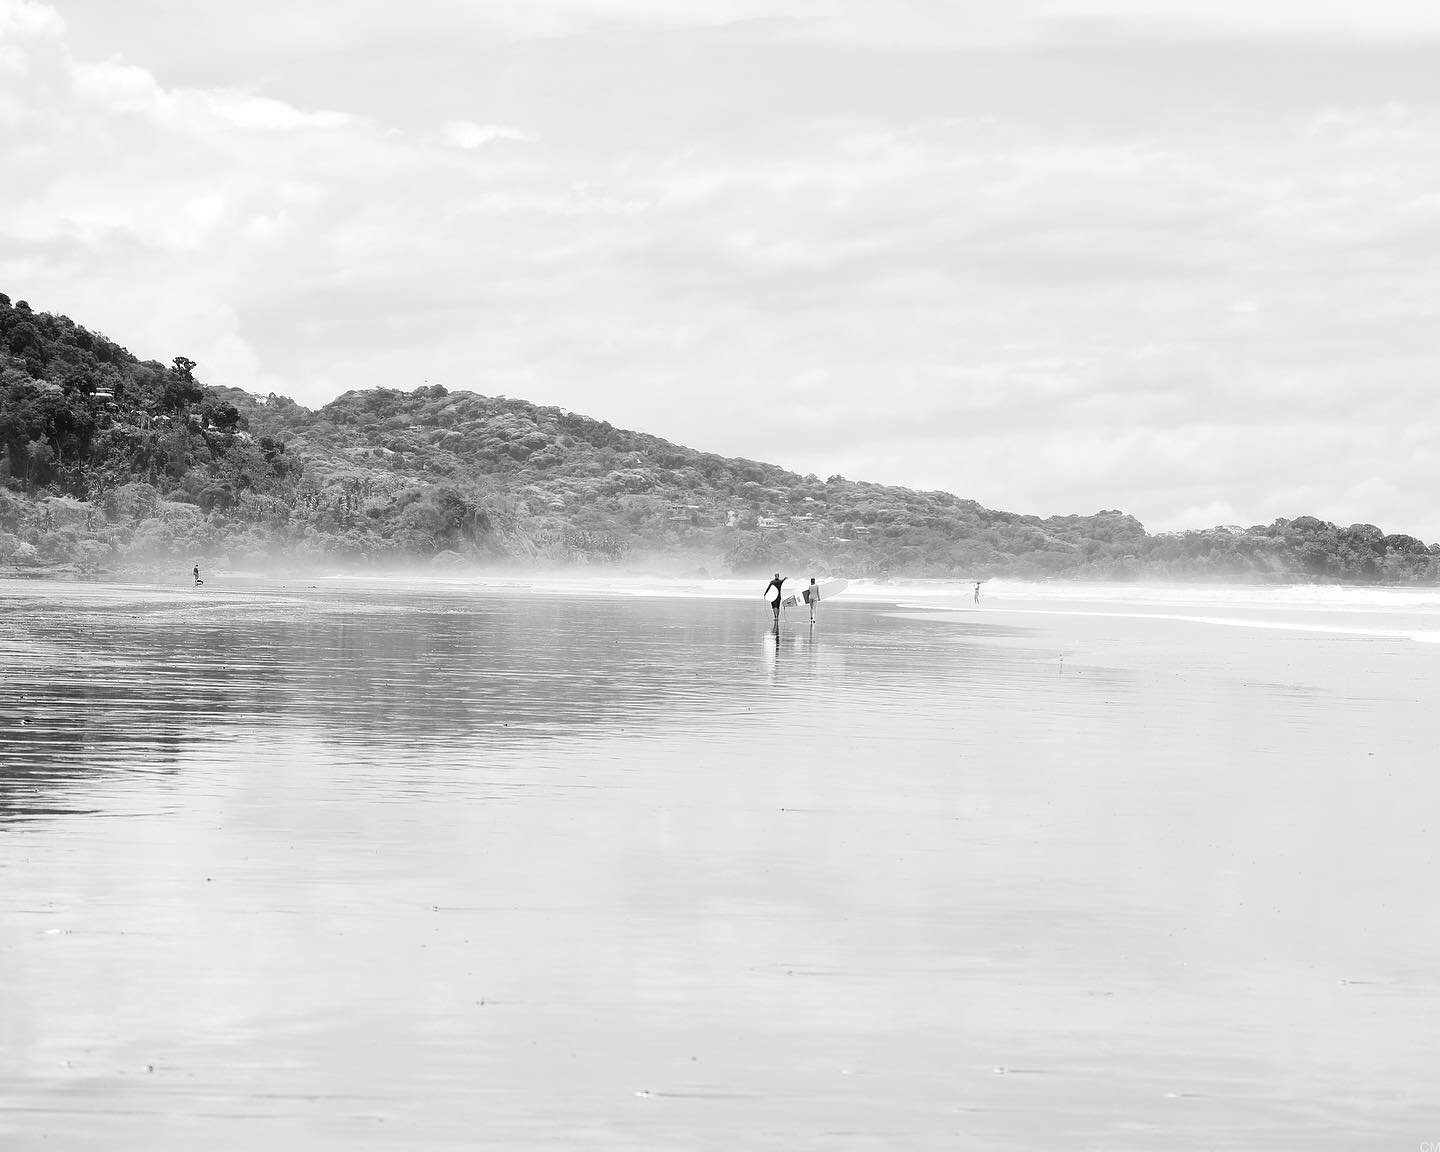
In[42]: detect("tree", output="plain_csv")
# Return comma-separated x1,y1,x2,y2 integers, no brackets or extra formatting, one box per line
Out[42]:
161,373,204,413
155,354,204,413
209,402,241,433
6,320,40,359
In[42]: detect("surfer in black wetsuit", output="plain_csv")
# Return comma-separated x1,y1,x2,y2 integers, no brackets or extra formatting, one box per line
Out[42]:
763,572,786,622
193,564,203,586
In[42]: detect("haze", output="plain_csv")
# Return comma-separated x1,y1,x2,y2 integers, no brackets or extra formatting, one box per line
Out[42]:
3,0,1439,536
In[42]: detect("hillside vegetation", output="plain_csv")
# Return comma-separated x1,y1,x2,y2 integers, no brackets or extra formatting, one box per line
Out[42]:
3,291,1438,582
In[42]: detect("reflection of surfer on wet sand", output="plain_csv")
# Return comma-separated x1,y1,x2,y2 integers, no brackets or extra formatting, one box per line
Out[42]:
763,617,782,680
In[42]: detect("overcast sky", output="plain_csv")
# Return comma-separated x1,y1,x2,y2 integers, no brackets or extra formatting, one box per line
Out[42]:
4,1,1440,536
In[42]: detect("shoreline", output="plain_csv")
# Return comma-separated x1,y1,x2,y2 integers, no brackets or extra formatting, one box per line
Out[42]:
8,557,1440,591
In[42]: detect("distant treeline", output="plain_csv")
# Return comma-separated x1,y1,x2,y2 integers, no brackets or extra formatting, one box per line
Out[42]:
2,290,1438,582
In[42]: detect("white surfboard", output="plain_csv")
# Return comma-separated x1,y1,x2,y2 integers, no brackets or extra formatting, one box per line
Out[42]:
781,578,848,610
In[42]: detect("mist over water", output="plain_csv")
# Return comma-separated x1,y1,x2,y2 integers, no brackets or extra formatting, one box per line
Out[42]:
2,577,1438,1149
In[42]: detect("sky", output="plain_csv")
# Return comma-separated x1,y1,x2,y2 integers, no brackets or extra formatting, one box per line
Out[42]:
4,1,1440,536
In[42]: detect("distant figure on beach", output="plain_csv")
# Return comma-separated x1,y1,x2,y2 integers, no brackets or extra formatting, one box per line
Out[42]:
804,576,820,622
973,582,981,604
193,565,203,586
763,572,786,622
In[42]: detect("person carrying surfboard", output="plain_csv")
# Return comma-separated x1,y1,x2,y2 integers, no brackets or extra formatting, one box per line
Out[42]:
763,572,786,622
803,576,820,622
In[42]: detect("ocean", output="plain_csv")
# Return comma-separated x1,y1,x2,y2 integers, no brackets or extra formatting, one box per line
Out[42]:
1,574,1437,1149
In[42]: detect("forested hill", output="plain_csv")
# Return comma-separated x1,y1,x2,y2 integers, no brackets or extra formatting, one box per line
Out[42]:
2,290,1438,581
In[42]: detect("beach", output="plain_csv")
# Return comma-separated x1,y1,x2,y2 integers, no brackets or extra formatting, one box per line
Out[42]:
1,575,1437,1149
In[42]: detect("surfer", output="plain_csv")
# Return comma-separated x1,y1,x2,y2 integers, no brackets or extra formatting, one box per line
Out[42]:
804,576,820,622
193,564,203,587
973,582,981,604
763,572,786,622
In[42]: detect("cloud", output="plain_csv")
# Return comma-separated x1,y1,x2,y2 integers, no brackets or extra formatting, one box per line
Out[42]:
0,0,63,39
68,56,351,131
202,92,352,131
439,120,537,149
0,0,60,83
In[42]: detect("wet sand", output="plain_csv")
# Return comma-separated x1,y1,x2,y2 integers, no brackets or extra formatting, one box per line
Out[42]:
1,577,1438,1149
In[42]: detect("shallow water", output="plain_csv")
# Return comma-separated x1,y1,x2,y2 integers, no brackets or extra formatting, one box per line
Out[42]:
2,577,1438,1149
